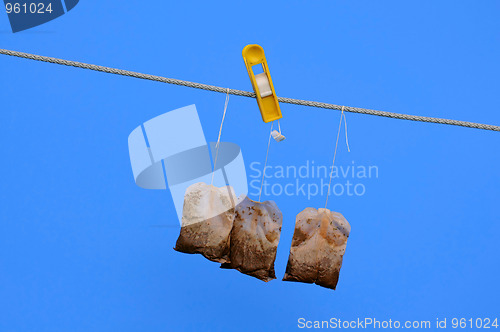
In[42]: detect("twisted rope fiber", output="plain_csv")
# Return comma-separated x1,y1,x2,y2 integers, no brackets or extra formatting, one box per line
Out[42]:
1,48,499,132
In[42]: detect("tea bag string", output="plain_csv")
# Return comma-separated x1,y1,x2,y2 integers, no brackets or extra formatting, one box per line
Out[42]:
343,107,351,152
211,88,230,185
258,121,274,202
325,106,350,208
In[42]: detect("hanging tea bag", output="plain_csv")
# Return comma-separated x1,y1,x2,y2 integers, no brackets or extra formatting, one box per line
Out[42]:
283,208,350,290
221,196,283,282
174,182,238,264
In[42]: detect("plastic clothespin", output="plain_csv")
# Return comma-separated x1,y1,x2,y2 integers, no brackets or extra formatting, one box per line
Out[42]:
242,44,282,123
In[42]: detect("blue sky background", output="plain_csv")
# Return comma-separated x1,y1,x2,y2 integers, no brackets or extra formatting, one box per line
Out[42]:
1,1,499,331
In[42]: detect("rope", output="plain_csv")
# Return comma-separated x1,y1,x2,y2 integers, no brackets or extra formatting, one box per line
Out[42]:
1,48,499,132
211,88,230,185
259,122,274,202
325,108,345,208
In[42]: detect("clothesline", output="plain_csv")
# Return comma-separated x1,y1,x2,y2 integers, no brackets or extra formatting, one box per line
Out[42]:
1,48,499,132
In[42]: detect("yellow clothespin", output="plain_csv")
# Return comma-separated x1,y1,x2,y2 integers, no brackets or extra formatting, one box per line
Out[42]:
242,44,282,123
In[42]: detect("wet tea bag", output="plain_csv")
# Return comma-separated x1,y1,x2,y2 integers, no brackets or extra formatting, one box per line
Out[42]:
283,208,350,290
174,182,238,263
221,196,283,282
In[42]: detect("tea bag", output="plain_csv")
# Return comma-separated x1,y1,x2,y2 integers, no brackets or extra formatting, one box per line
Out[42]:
221,196,283,282
283,208,350,290
174,182,238,263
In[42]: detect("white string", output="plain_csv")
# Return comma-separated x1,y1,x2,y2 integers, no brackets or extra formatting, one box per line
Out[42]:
341,107,351,152
211,88,230,185
325,109,345,209
259,121,274,202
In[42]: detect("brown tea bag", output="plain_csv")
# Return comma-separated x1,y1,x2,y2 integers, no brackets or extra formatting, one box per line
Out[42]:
283,208,350,290
174,182,238,263
221,196,283,282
